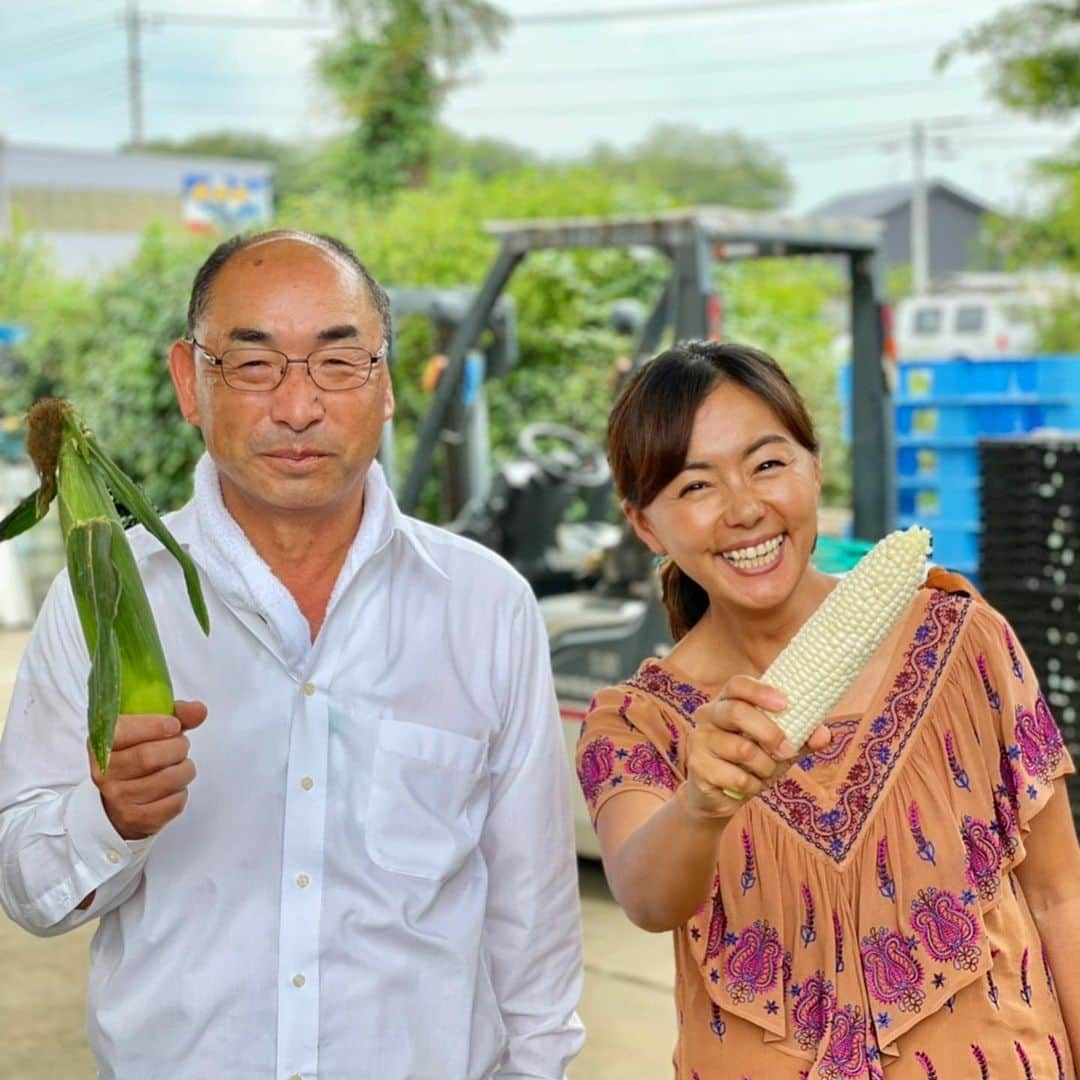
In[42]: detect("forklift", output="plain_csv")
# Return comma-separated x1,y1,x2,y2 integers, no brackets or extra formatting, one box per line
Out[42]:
383,286,622,596
389,208,890,855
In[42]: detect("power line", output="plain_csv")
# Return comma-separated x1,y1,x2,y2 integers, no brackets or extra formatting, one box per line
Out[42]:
510,0,924,24
451,74,981,116
465,35,950,83
140,0,940,31
137,11,330,30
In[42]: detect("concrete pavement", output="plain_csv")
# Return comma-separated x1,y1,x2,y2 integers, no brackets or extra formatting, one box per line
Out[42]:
0,629,676,1078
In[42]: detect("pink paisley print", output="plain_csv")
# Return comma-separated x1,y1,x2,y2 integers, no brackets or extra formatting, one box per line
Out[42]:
1015,704,1051,782
914,1051,939,1079
792,971,836,1051
818,1004,869,1080
961,815,1003,901
577,737,615,805
977,653,1001,710
909,887,981,971
1014,701,1065,786
625,742,677,790
704,888,727,962
860,927,926,1013
724,920,783,1003
1004,623,1024,680
626,662,709,717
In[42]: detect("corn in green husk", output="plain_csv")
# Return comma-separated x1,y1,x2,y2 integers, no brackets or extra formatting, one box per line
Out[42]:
0,399,209,772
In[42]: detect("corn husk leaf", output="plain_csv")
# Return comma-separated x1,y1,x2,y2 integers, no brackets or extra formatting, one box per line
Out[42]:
0,489,48,542
84,435,209,636
67,519,122,773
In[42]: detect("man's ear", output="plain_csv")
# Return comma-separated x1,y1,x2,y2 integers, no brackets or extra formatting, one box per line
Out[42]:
169,340,201,427
382,366,395,423
622,500,665,555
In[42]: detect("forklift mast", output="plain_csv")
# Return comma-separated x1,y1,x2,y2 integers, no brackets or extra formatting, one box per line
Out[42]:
397,207,891,541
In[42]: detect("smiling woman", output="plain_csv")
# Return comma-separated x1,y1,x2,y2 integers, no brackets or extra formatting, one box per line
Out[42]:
576,340,1080,1079
609,341,823,641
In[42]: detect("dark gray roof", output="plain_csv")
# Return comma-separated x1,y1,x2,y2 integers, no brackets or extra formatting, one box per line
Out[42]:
812,179,992,220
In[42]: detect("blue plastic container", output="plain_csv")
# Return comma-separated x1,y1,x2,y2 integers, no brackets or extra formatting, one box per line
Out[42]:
896,477,980,522
837,354,1080,584
896,356,1080,399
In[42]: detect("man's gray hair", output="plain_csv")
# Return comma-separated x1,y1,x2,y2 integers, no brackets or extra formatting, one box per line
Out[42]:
186,229,392,342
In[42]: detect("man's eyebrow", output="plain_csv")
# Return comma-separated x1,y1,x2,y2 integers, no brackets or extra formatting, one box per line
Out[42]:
224,325,362,344
226,326,271,343
316,324,361,342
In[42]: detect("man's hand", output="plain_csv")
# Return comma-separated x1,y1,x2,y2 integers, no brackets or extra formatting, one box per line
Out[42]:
90,700,207,840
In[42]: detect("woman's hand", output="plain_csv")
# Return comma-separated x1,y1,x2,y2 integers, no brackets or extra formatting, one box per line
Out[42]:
680,675,831,822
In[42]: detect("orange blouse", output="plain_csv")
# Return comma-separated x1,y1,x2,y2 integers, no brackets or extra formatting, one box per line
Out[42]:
577,583,1076,1079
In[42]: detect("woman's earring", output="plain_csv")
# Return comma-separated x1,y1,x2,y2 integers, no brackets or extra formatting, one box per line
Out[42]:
652,553,667,567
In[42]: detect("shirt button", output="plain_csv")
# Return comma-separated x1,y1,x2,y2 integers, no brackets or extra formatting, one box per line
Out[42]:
105,850,121,864
300,776,314,791
292,973,306,988
302,682,316,696
296,873,310,888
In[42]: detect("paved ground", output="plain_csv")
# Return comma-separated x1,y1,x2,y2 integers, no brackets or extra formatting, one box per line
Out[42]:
0,629,675,1078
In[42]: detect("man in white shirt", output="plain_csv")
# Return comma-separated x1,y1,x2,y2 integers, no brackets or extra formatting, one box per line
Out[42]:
0,230,585,1079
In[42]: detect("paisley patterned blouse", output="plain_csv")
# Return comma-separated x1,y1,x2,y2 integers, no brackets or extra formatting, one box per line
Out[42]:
576,580,1076,1079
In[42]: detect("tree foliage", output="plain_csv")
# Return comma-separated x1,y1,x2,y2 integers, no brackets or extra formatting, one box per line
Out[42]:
939,1,1080,117
943,1,1080,347
318,0,508,197
586,124,792,209
0,219,92,408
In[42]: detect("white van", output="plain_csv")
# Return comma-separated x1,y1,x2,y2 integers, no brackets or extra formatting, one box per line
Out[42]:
896,292,1041,360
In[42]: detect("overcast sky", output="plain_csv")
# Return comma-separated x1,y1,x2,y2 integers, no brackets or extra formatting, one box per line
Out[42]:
2,0,1077,213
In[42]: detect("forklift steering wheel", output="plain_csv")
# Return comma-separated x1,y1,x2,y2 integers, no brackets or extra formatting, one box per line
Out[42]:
517,422,610,487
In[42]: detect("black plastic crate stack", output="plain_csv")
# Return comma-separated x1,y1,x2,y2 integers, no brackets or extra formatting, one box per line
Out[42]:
979,435,1080,828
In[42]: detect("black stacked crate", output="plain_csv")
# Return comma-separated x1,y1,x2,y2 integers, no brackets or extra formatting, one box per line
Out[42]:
979,435,1080,828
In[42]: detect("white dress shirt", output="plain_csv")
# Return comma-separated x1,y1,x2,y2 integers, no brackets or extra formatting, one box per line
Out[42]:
0,456,584,1080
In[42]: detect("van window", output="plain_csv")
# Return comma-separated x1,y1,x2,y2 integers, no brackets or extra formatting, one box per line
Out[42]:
955,305,986,334
912,307,943,335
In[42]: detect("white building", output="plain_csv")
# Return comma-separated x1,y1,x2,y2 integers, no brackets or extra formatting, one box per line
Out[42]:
0,141,274,277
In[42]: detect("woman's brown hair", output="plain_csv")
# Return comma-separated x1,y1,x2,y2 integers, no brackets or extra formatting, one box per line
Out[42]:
606,341,819,641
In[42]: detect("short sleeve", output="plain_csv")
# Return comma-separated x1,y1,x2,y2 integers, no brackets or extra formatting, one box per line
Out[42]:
575,685,683,826
968,601,1074,806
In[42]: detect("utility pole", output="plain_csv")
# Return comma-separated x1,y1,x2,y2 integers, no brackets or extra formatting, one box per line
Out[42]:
124,0,145,146
910,119,929,295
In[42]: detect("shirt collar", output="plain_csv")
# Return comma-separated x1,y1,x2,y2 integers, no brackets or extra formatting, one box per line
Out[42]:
186,454,448,614
379,476,450,583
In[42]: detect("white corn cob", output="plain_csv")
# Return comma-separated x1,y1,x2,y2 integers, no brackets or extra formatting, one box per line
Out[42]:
764,525,933,751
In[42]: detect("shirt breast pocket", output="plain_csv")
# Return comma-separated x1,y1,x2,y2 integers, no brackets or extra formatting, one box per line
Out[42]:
364,715,489,881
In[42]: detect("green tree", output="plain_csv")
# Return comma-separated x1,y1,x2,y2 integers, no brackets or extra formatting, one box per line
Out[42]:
586,124,792,209
939,1,1080,116
318,0,508,198
0,220,92,412
430,127,538,179
942,1,1080,347
70,227,216,510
